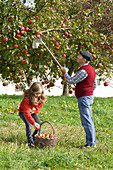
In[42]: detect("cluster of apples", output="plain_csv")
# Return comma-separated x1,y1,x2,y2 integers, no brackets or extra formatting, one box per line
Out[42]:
35,133,53,139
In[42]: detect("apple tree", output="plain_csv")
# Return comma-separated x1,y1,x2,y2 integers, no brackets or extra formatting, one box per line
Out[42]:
0,0,113,95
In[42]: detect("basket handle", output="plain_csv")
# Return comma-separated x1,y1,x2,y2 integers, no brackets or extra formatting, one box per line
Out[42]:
39,121,56,136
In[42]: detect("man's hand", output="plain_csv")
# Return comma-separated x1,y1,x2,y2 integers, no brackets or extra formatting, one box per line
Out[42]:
61,67,66,74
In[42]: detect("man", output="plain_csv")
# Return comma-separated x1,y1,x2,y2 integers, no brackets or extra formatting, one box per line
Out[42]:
61,51,97,148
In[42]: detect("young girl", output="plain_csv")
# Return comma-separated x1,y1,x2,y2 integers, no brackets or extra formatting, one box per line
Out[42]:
19,82,47,147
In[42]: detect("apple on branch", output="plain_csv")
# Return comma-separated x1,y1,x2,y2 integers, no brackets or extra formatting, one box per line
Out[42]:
40,49,44,53
104,82,109,86
69,90,73,94
98,63,102,67
16,85,19,89
64,31,69,36
8,17,13,22
50,82,55,87
25,27,29,31
2,37,8,42
13,44,18,48
16,34,21,38
36,34,41,39
19,26,25,31
61,23,65,28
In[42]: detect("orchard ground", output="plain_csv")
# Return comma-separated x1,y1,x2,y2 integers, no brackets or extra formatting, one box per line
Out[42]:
0,78,113,97
0,95,113,169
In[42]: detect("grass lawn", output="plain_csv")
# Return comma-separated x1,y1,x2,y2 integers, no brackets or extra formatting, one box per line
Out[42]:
0,95,113,170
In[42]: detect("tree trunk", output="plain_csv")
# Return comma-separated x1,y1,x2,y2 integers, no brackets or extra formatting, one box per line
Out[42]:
63,83,69,96
62,62,75,96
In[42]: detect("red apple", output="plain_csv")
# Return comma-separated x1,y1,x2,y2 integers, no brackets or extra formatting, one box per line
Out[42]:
35,16,38,19
80,46,84,48
65,19,69,22
63,54,66,58
49,134,53,138
55,46,60,50
2,37,8,42
111,42,113,46
88,32,92,35
45,80,49,84
16,34,21,38
16,85,19,89
83,42,87,45
27,20,32,25
25,27,29,31
45,134,49,138
50,82,55,87
104,45,110,49
55,43,59,46
98,63,102,67
105,66,107,69
61,23,65,28
42,81,45,85
104,82,109,86
32,64,37,68
13,44,18,48
24,51,28,55
92,54,96,58
64,31,69,36
69,90,73,94
20,30,24,34
98,44,103,48
29,77,33,80
16,30,20,34
8,17,13,22
40,49,44,53
110,49,113,54
36,34,41,39
61,81,65,85
21,59,27,64
35,30,40,34
94,40,97,44
19,71,23,75
19,26,25,31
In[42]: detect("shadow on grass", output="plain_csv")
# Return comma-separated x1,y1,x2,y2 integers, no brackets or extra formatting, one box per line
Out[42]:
0,132,27,146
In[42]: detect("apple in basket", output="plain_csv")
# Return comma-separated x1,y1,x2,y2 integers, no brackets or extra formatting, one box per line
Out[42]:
38,133,43,137
42,134,45,138
49,134,53,138
45,134,49,138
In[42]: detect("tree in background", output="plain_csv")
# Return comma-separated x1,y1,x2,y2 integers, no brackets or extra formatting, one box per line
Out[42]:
0,0,113,95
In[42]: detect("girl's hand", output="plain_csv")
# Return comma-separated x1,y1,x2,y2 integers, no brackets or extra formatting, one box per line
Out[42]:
33,122,40,130
30,108,36,114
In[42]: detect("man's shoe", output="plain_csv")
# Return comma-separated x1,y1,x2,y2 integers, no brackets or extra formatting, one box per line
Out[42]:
84,144,96,148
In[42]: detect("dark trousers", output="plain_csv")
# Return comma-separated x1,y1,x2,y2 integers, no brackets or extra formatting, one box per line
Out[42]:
19,112,41,144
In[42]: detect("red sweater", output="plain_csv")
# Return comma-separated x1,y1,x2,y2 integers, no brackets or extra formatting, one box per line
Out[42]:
19,97,43,125
75,64,96,98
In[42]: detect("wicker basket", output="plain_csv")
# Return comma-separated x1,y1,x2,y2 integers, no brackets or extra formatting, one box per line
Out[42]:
34,121,57,148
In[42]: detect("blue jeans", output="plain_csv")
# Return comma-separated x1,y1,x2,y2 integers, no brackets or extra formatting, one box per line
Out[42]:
77,95,96,145
19,112,41,144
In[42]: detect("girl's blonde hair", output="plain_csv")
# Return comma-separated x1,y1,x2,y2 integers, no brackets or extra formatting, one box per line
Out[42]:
24,82,47,105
